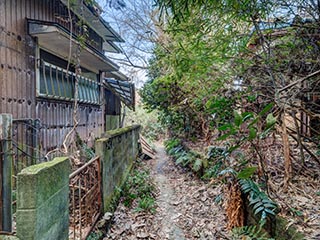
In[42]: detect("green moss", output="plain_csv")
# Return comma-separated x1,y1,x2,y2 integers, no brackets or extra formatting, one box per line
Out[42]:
107,125,139,135
97,125,140,142
19,157,68,175
102,161,134,213
95,125,140,213
0,236,20,240
17,157,70,210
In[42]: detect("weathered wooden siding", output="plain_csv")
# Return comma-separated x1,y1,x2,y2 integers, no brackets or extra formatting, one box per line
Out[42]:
0,0,106,155
0,0,37,119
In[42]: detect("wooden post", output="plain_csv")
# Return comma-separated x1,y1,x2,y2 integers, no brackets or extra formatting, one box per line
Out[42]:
0,114,12,232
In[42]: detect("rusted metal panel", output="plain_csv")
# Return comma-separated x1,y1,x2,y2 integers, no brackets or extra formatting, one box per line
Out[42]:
69,156,102,240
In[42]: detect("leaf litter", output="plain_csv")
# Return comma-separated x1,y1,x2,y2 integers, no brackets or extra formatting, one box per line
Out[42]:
100,143,229,239
92,138,320,239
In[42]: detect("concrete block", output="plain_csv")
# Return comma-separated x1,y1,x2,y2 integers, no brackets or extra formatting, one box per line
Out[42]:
16,209,37,239
35,185,69,237
17,157,69,209
16,157,70,240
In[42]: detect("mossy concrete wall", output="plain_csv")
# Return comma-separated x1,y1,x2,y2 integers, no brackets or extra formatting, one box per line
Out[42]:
95,125,141,212
106,115,120,130
0,235,19,240
16,157,70,240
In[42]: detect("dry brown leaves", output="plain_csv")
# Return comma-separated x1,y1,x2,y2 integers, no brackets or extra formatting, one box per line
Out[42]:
186,135,320,239
224,180,244,230
99,145,230,239
234,136,320,239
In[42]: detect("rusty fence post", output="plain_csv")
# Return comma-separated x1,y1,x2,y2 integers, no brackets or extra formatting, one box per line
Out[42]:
0,114,13,232
32,119,41,164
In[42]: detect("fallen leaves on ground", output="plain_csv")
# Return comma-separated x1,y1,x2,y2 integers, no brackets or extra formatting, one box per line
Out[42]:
102,145,229,239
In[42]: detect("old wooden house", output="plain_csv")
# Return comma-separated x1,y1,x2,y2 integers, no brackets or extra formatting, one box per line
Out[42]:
0,0,135,162
246,19,320,137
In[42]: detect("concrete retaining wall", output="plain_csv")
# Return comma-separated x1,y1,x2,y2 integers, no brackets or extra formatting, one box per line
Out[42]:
16,157,70,240
95,125,141,212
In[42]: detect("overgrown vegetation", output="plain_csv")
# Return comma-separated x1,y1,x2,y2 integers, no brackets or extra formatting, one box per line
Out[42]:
164,138,207,174
88,160,157,239
140,0,320,237
231,225,273,240
120,163,157,213
124,100,165,142
164,136,282,238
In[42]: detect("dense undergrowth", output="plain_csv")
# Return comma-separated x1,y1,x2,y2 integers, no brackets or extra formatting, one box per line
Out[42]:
120,165,157,213
140,3,320,237
124,101,165,142
164,138,284,239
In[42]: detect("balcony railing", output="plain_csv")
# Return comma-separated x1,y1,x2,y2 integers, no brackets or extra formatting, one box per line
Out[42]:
39,61,101,105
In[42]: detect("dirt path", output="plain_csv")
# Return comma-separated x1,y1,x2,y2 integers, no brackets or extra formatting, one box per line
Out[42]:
104,143,229,240
154,145,186,240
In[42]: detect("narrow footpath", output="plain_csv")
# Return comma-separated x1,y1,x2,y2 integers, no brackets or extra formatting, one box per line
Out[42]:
105,143,229,240
154,145,187,240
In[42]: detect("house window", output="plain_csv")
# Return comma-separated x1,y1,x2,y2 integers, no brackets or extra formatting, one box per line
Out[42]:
38,50,100,104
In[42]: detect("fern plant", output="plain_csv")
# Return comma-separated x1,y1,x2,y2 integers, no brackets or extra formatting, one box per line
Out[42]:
176,151,193,166
164,138,181,151
192,158,203,172
202,145,229,179
232,225,274,240
239,179,278,225
165,138,207,174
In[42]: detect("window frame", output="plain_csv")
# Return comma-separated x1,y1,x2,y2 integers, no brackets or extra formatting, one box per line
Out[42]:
36,47,102,105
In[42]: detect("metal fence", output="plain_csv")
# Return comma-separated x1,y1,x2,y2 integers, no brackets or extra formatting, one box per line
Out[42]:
11,119,103,239
69,156,102,240
12,118,67,175
12,119,45,177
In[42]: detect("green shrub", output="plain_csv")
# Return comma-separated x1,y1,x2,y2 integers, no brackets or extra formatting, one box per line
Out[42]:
164,138,181,151
165,138,207,174
232,225,274,240
136,196,156,213
87,231,103,240
122,168,156,213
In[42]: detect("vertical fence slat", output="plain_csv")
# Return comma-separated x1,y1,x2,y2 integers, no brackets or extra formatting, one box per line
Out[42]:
0,114,13,232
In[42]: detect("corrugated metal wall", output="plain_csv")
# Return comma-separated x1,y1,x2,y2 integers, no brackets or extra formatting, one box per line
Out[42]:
0,0,106,156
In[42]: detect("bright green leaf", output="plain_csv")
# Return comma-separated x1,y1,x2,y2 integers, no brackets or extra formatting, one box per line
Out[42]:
217,132,232,141
237,166,257,179
234,110,242,127
248,127,257,140
259,103,273,116
266,113,276,128
218,124,233,131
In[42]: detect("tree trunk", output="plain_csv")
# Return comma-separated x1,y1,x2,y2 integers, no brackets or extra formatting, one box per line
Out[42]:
281,112,292,190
